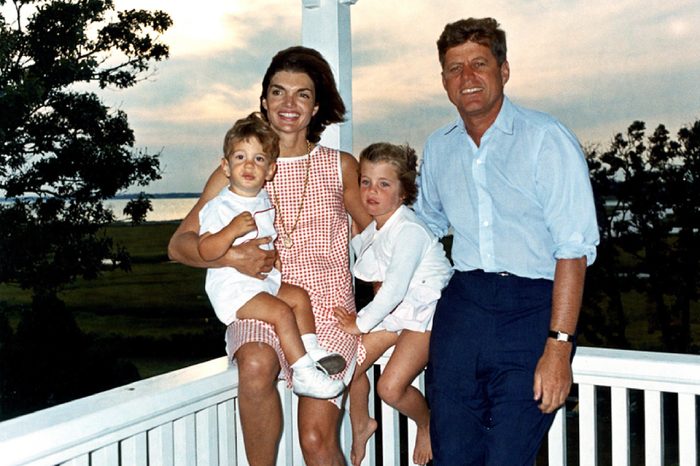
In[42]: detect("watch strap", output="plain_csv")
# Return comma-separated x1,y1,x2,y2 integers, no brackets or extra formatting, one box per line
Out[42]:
548,330,575,343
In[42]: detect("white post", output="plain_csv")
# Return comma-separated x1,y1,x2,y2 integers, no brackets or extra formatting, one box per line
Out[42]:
301,0,357,153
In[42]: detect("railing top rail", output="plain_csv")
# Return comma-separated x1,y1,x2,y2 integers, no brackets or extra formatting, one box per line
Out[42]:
0,357,237,465
573,346,700,393
1,347,698,465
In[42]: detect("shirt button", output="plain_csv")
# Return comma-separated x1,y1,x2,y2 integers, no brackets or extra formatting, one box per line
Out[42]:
476,159,484,165
483,221,490,227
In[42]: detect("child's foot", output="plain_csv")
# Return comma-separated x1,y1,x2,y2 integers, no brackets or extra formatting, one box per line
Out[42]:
292,365,345,399
307,348,346,375
350,417,377,466
412,424,432,466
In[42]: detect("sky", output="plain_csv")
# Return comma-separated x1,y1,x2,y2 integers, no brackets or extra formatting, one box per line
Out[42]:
87,1,700,193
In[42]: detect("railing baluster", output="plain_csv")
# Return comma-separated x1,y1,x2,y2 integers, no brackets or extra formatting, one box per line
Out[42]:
120,432,147,466
61,454,90,466
234,398,247,466
578,383,597,466
216,400,237,466
196,406,219,465
148,422,175,465
610,387,630,465
677,393,697,466
173,414,196,466
380,398,400,465
90,443,119,466
290,388,303,466
547,407,567,466
643,390,663,466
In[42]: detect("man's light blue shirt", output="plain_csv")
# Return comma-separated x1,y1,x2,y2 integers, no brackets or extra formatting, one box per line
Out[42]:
414,96,599,280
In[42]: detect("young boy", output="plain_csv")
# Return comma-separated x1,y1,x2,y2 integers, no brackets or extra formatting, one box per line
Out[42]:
198,112,345,399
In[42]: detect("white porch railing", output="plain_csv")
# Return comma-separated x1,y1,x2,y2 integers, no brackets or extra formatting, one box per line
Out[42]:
0,347,698,466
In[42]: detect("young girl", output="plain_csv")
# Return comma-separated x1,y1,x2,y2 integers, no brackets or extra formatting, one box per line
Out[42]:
334,143,453,466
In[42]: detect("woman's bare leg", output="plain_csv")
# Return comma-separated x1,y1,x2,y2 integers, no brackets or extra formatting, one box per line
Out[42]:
376,330,432,465
297,396,345,466
349,331,398,466
235,342,283,466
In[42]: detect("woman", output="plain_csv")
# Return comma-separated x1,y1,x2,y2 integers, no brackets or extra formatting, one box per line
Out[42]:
168,46,370,466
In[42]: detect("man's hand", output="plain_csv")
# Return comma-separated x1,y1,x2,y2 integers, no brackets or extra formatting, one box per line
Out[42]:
334,306,362,335
532,339,573,413
225,237,275,279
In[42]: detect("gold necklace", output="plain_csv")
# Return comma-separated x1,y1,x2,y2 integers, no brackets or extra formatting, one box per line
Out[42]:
270,140,312,248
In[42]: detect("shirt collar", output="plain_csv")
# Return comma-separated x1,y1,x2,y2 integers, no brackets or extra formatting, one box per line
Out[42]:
442,95,515,137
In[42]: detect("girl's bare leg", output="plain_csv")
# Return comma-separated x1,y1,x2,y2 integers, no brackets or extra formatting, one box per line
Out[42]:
237,293,305,364
349,331,398,466
297,396,345,466
235,342,283,466
376,330,432,465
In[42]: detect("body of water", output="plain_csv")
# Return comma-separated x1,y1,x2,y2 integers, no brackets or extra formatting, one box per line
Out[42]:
107,196,198,222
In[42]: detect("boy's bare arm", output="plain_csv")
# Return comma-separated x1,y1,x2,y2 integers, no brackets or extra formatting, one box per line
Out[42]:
198,212,257,262
168,167,276,277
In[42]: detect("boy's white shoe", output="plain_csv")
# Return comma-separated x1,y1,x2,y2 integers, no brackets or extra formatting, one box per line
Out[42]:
292,365,345,399
307,348,346,376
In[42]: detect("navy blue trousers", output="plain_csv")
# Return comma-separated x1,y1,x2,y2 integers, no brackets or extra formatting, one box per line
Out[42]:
426,270,556,466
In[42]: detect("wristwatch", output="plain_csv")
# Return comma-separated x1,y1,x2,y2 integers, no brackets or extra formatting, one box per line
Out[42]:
548,330,575,343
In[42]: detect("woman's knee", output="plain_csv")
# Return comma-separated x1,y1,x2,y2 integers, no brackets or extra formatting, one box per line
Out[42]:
298,402,341,458
299,424,325,452
236,343,279,391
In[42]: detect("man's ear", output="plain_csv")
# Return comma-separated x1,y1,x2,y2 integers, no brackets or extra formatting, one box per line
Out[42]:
500,60,510,85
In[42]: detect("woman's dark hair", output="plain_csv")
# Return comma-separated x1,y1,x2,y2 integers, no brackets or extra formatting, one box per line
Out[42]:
437,18,507,67
359,142,418,205
260,46,346,143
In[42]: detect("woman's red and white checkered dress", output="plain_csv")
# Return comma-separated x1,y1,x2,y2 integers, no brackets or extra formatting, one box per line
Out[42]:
226,145,360,386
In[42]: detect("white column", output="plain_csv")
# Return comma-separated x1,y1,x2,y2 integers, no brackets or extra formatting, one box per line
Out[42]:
301,0,358,153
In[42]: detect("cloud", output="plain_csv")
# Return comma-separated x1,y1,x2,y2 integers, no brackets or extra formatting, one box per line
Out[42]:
95,0,700,192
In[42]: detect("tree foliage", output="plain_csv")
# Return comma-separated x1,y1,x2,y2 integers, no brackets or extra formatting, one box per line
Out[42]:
0,0,171,299
585,120,700,353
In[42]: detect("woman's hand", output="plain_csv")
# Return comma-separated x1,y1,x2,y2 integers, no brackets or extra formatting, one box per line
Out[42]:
334,306,362,335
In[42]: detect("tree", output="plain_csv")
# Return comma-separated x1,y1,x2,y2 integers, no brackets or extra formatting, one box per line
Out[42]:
0,0,171,300
0,0,171,418
586,120,700,353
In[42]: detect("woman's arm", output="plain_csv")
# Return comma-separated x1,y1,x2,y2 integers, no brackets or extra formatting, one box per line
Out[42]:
340,151,371,233
168,167,275,277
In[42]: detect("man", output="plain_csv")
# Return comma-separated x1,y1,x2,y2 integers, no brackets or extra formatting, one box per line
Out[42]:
414,18,599,465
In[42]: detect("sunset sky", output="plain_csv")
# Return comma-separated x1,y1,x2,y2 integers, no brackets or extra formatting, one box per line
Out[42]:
84,1,700,192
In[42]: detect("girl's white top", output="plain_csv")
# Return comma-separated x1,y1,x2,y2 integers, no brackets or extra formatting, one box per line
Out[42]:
351,204,453,333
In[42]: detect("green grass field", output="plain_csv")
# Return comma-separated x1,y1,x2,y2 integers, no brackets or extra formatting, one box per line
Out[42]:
0,222,226,379
1,221,698,382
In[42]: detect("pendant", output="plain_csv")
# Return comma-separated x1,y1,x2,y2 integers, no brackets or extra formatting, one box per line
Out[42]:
282,236,293,248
